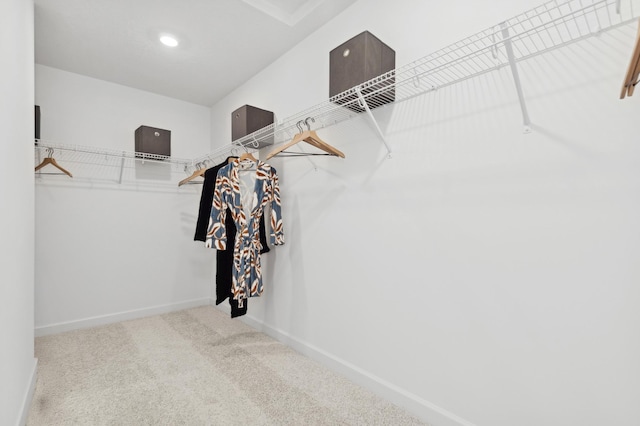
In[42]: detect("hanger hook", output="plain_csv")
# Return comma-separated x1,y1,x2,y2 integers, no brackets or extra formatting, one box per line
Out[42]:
296,120,304,133
304,117,315,130
46,147,54,157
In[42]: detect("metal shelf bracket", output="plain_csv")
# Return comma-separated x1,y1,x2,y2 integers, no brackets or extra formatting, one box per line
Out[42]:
118,152,125,184
500,22,532,134
354,86,393,158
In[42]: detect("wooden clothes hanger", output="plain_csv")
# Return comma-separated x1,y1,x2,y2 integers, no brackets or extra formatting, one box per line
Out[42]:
35,148,73,177
238,150,257,162
236,149,259,173
265,118,345,160
178,161,208,186
620,18,640,99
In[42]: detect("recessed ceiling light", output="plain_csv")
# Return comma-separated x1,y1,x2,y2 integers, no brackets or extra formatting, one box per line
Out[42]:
160,35,178,47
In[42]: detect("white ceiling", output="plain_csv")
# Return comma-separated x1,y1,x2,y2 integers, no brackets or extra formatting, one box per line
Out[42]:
34,0,357,106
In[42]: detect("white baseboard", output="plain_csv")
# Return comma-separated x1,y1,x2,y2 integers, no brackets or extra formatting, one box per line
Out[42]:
17,357,38,426
238,313,476,426
35,298,212,337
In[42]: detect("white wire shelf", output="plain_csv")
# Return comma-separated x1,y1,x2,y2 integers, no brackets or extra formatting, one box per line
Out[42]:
34,0,640,183
194,0,639,163
35,140,192,165
34,140,196,186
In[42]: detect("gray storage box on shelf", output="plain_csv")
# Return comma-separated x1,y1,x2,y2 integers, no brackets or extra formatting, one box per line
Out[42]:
135,125,171,158
329,31,395,112
231,105,274,148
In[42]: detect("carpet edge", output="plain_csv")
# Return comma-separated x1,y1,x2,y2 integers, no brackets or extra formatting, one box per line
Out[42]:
17,357,38,426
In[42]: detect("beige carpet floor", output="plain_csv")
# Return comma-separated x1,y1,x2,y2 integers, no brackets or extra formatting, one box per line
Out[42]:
27,306,428,425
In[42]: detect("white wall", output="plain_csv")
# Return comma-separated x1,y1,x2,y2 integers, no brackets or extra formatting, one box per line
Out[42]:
34,65,214,333
0,0,37,424
210,1,640,425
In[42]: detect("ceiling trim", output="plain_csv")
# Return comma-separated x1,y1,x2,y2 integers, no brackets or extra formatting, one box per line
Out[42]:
242,0,325,26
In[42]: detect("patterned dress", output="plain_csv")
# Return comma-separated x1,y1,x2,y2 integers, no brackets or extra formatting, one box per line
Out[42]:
206,159,284,307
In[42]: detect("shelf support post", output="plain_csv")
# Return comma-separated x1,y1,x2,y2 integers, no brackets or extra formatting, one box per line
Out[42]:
355,87,392,158
500,22,532,134
118,152,125,184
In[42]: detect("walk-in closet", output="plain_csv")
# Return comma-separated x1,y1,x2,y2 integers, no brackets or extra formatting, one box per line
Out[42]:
3,0,640,425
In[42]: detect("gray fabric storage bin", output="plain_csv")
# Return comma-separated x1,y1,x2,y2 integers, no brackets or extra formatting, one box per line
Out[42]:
135,125,171,158
329,31,395,112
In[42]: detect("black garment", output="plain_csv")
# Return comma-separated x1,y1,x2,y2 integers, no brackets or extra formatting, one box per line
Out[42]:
193,156,235,243
194,156,270,318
